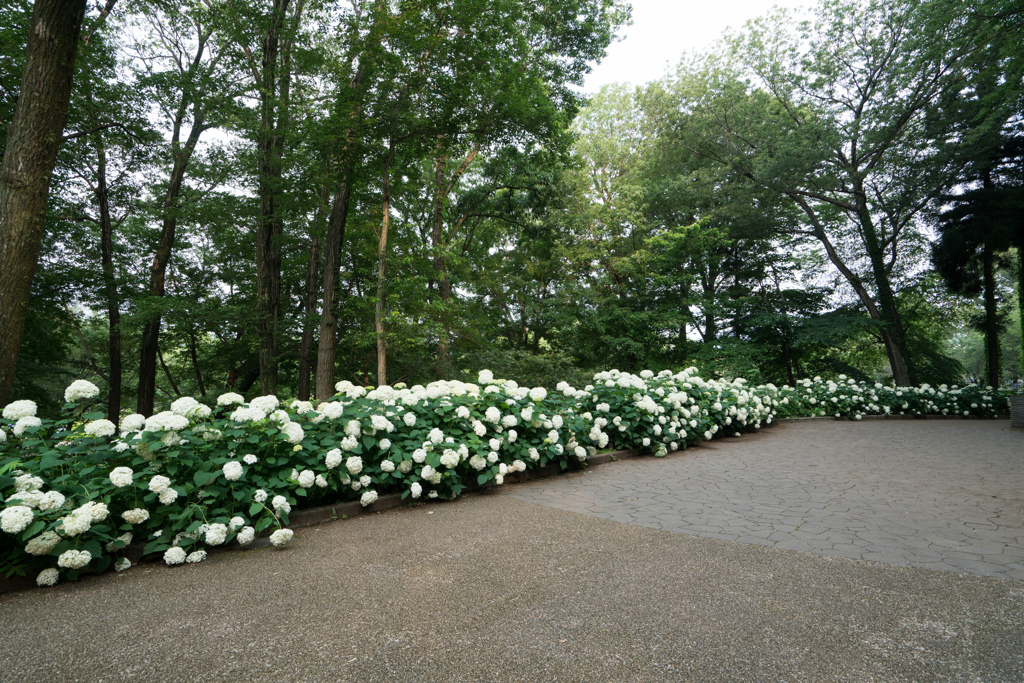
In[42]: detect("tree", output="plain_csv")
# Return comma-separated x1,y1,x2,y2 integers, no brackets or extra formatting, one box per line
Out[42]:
0,0,89,406
647,0,989,385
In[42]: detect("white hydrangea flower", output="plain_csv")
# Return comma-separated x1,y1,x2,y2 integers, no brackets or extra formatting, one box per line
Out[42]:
529,387,547,402
487,452,499,463
164,547,187,565
159,488,179,505
484,407,501,423
170,396,200,416
250,395,279,414
412,448,427,463
237,526,255,545
184,550,206,563
420,465,436,480
270,528,294,547
340,435,358,451
145,411,189,432
478,369,494,384
494,474,504,486
512,459,527,472
14,473,44,492
84,419,116,439
271,409,291,424
243,453,258,465
13,416,42,437
36,568,60,587
6,490,42,508
148,475,171,493
346,456,363,475
290,400,314,414
315,474,328,488
439,450,459,469
380,459,396,473
1,506,34,534
122,508,150,525
360,490,378,506
427,428,444,444
25,530,61,555
205,523,228,545
64,379,100,403
469,455,486,470
254,489,268,503
272,495,291,514
297,469,315,488
105,532,133,553
229,516,246,531
230,406,266,423
397,460,413,473
281,422,304,444
114,557,131,572
319,402,345,421
344,420,361,437
58,549,92,569
217,392,244,406
223,461,244,482
403,411,417,427
358,474,370,487
3,399,37,420
324,449,343,469
410,482,422,498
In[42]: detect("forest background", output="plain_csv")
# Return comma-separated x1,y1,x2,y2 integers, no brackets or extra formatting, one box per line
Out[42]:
0,0,1022,421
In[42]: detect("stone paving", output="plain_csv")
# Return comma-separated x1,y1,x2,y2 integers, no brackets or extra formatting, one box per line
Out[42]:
504,419,1024,580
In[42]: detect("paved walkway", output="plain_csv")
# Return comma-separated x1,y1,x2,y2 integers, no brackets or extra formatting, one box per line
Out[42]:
506,420,1024,580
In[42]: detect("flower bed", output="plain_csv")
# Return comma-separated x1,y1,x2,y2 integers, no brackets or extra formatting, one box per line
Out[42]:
0,370,1008,589
769,376,1007,420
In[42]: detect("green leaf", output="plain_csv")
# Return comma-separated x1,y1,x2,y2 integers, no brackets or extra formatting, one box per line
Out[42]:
248,502,263,516
144,539,168,556
194,470,212,487
19,520,46,541
362,436,376,450
295,488,306,497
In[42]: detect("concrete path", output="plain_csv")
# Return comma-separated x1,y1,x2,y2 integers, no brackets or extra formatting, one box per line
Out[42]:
1,420,1022,682
505,420,1024,580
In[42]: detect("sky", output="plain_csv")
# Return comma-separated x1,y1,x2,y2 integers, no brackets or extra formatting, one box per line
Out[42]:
583,0,809,92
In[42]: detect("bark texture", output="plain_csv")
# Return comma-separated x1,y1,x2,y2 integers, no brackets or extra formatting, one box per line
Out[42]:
0,0,88,406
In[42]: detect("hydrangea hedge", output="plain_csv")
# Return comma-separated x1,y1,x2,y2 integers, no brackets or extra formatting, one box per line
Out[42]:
0,370,1009,588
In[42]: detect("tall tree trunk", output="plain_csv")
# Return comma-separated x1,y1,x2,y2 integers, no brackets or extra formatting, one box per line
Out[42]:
429,140,480,379
96,145,122,423
314,180,353,399
375,140,396,387
297,234,321,400
0,0,87,406
853,183,913,387
254,0,292,397
788,192,913,386
187,325,206,397
982,241,999,388
137,110,206,416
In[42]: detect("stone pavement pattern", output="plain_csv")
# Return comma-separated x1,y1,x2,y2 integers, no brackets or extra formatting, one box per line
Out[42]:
506,420,1024,580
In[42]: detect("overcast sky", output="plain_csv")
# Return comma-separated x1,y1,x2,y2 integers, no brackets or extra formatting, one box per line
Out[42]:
583,0,809,92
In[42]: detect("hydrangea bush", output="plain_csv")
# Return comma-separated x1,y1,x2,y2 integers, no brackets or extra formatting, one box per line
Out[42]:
768,376,1008,420
0,371,1008,588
